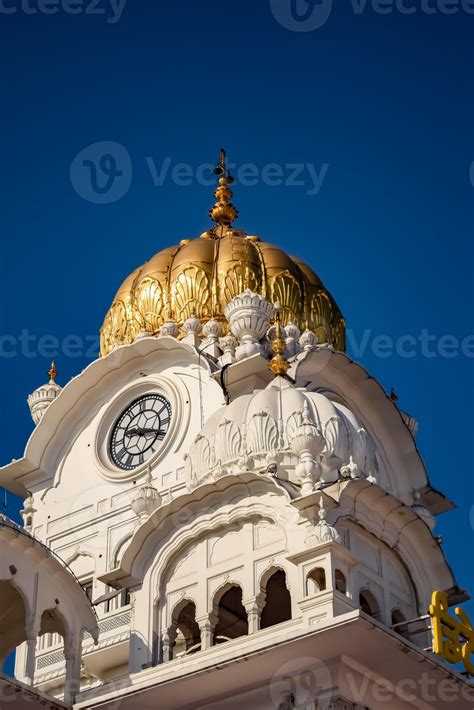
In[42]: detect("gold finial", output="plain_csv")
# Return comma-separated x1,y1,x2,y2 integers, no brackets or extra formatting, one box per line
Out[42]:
268,305,289,376
209,148,238,229
243,266,252,290
48,360,57,383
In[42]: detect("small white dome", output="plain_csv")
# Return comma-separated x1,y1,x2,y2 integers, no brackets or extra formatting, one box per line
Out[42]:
185,376,377,489
27,362,62,426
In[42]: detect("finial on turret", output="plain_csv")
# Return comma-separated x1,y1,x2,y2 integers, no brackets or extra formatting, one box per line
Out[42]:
28,362,62,426
209,148,238,230
268,303,289,376
48,360,57,383
305,494,342,546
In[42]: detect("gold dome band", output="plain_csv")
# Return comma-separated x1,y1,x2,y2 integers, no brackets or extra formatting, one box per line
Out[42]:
100,227,345,356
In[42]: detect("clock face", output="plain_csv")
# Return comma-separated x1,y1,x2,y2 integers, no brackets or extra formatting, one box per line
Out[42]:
109,394,172,471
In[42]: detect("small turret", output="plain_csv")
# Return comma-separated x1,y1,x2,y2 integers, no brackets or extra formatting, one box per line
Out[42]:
27,361,62,425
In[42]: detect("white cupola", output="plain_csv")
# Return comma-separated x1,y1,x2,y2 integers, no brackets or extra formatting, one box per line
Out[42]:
27,361,62,425
185,376,378,492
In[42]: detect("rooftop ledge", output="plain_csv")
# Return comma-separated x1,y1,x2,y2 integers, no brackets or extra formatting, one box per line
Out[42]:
75,611,473,710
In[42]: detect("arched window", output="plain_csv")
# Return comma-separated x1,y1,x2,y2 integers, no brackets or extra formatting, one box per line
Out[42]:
0,584,67,674
172,601,201,658
335,569,347,594
359,589,380,619
307,567,326,594
260,570,292,629
39,608,65,638
0,581,28,670
213,586,248,644
391,608,409,638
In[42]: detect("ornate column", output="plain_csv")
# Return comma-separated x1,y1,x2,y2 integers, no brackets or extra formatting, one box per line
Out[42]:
161,627,177,662
23,627,38,686
63,631,83,705
243,597,263,634
197,612,217,651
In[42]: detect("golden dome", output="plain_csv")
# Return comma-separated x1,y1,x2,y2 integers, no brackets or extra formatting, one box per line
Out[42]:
99,151,345,356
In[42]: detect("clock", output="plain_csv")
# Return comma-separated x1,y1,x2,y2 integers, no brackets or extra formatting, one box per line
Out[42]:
109,394,172,470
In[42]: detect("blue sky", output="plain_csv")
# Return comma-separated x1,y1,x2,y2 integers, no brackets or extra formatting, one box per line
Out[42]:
1,0,472,670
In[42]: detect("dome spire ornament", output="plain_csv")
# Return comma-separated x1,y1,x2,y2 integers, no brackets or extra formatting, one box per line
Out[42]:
48,360,57,383
268,305,289,376
390,387,399,405
209,148,238,232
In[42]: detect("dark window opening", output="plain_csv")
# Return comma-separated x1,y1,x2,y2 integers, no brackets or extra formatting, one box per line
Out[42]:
307,567,326,594
213,586,248,644
359,590,381,619
260,570,292,630
172,601,201,658
335,569,347,594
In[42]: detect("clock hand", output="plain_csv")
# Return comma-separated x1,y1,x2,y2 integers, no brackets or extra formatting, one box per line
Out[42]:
125,427,161,437
124,428,140,437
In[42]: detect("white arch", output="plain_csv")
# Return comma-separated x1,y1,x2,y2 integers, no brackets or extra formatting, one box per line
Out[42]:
334,481,456,612
113,473,297,589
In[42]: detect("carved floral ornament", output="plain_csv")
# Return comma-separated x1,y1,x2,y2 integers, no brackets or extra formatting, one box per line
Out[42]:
184,377,379,494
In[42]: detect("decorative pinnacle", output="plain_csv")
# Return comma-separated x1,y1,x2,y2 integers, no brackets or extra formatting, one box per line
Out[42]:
302,400,311,425
268,304,289,376
48,360,57,383
209,148,238,229
145,464,153,486
318,495,326,522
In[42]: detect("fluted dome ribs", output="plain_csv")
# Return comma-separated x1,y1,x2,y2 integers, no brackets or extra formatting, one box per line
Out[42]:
100,229,345,356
